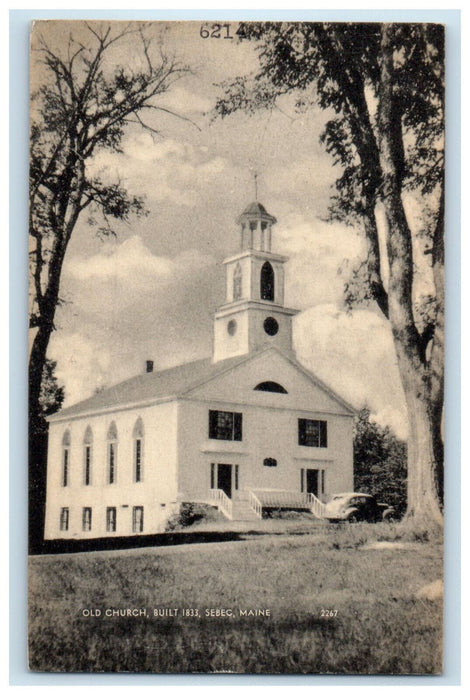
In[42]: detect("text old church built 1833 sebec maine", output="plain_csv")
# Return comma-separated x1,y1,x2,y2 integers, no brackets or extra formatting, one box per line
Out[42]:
44,201,355,539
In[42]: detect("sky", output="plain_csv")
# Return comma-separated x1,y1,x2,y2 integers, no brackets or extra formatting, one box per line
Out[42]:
31,20,410,439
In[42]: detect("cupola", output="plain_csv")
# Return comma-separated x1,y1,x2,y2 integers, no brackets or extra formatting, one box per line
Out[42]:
237,201,277,252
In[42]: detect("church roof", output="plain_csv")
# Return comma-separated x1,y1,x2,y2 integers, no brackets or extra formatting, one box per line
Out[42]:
243,201,269,216
49,354,248,422
49,347,356,422
238,201,277,223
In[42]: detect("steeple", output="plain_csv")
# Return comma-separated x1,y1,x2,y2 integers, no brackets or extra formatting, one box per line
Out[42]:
212,201,298,363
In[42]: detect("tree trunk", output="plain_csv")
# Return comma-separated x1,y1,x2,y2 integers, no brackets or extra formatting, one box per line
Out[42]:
378,24,443,527
28,321,55,553
401,372,443,525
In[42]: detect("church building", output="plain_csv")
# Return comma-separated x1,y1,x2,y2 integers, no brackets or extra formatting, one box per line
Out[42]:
44,202,355,539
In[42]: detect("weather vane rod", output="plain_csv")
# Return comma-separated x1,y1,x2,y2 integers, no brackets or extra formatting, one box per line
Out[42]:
254,171,258,200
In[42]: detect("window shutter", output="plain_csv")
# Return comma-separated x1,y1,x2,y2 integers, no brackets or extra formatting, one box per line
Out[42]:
298,419,306,445
320,421,328,447
300,468,305,493
233,412,242,441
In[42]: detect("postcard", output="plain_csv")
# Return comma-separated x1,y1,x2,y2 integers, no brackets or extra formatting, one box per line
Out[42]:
28,19,444,674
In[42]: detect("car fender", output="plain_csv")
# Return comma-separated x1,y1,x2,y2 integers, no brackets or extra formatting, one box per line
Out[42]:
343,507,360,522
382,507,396,521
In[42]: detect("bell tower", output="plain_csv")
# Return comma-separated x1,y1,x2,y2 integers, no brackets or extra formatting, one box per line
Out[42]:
213,202,298,363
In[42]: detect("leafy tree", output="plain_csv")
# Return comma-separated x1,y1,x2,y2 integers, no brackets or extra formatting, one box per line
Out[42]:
353,408,407,515
39,359,65,421
28,21,190,550
215,22,444,525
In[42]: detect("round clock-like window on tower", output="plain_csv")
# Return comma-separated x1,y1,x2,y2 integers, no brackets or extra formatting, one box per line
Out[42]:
227,319,237,336
263,317,279,336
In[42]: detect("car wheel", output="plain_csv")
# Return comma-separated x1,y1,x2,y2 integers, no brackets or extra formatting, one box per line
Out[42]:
382,510,396,521
347,513,358,523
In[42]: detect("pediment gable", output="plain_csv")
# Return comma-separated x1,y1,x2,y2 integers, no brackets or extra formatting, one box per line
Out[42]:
183,348,355,416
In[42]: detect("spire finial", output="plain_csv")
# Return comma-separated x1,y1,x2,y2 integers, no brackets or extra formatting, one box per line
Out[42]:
254,171,258,201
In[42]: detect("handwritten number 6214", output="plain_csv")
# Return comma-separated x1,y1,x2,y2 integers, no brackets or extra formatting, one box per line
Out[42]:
200,24,234,39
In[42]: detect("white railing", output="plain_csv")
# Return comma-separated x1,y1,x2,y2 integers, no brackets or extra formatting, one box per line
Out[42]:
251,489,310,509
306,492,327,519
247,490,263,519
209,488,233,520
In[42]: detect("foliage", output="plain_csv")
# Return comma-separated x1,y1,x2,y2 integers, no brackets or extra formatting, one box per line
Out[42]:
164,503,219,531
353,407,407,514
28,22,192,550
37,359,65,432
215,22,444,523
29,21,191,426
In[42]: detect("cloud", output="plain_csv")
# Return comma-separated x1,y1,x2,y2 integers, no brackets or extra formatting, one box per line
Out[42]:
293,305,408,439
275,213,366,309
54,236,218,405
156,85,213,115
86,134,228,207
65,235,214,288
48,332,113,407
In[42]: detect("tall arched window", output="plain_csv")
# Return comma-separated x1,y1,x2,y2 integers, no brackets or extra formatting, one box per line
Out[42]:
62,430,71,487
107,422,118,484
233,263,242,300
133,417,144,483
260,261,274,301
83,426,93,486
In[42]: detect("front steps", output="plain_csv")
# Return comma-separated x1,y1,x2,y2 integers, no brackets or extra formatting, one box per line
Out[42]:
201,488,326,521
231,497,262,521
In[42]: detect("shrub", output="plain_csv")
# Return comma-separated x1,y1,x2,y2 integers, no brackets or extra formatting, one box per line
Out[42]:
165,503,199,531
164,503,223,531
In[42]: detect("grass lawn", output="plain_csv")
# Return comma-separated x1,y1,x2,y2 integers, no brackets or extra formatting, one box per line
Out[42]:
28,523,443,674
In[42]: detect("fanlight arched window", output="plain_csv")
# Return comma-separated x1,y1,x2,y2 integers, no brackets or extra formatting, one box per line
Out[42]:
254,381,288,394
233,263,242,301
133,417,144,483
263,458,277,468
62,430,71,487
107,421,118,484
83,426,93,486
260,261,274,301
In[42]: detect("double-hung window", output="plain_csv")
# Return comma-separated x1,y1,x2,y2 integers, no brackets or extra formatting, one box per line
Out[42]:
133,418,144,483
298,419,327,447
107,422,118,484
83,426,93,485
62,430,71,486
209,410,242,441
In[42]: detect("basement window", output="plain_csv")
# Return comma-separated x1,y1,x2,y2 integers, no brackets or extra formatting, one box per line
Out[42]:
59,507,69,531
82,507,92,532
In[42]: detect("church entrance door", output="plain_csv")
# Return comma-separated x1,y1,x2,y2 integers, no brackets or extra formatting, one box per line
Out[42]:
301,467,326,498
306,469,319,497
217,464,232,498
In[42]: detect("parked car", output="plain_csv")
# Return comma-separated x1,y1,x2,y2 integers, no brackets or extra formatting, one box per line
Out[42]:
324,492,396,523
